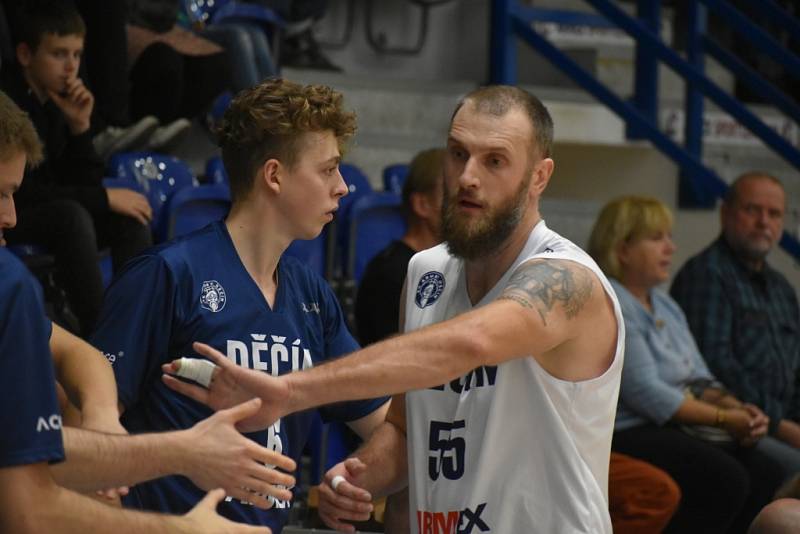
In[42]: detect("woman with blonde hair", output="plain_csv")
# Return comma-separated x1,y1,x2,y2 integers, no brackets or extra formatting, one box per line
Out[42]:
588,196,785,533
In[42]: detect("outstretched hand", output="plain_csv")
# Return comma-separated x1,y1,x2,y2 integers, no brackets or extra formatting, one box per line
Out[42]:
162,342,290,432
184,488,272,533
180,397,297,509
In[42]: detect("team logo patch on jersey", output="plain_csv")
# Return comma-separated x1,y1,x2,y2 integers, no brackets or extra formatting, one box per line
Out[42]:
415,271,445,309
200,280,227,312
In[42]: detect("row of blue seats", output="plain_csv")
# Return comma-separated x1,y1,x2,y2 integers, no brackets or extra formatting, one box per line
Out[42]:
107,152,411,286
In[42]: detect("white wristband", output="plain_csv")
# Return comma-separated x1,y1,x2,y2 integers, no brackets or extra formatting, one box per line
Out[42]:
331,475,346,492
175,357,216,388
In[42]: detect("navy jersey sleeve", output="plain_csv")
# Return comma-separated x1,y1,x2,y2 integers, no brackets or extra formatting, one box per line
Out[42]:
0,251,64,467
90,254,177,410
316,281,389,423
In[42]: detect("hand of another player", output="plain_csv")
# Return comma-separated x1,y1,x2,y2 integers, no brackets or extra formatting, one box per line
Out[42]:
162,342,290,432
48,77,94,134
318,458,374,532
182,489,272,533
178,397,297,509
105,188,153,226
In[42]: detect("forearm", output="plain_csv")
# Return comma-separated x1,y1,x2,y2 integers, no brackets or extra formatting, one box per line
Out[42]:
671,397,724,427
700,387,744,409
1,465,193,534
776,419,800,447
30,486,191,534
53,427,188,492
51,326,119,426
283,309,502,415
350,420,408,498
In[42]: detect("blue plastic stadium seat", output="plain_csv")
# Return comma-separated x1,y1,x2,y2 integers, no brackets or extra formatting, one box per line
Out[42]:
348,192,406,283
205,155,229,185
382,163,409,195
284,227,329,279
181,0,284,36
334,163,374,277
108,152,198,242
165,183,232,240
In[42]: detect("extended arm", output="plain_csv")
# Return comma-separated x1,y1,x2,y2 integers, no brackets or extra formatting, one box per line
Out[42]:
51,398,296,508
0,463,268,534
163,259,613,431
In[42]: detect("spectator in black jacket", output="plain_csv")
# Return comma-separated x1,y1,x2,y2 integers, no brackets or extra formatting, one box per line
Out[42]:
2,0,152,336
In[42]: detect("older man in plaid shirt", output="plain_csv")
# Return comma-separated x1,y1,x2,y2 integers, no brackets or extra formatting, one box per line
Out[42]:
671,171,800,476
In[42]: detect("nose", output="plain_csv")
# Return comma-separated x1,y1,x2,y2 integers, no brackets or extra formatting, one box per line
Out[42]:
65,55,79,73
457,156,480,189
0,199,17,230
665,236,676,253
334,169,348,199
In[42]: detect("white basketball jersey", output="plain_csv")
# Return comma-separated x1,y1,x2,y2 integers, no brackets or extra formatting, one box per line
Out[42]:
404,220,624,534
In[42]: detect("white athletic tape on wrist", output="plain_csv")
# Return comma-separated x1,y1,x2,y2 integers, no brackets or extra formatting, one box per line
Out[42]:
175,358,216,388
331,475,346,492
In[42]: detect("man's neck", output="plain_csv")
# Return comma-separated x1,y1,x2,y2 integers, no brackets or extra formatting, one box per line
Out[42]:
463,215,539,305
721,235,766,272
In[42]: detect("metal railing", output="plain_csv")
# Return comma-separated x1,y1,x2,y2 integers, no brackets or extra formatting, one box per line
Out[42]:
490,0,800,259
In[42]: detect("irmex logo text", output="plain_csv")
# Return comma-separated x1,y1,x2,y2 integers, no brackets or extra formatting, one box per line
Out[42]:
416,503,490,534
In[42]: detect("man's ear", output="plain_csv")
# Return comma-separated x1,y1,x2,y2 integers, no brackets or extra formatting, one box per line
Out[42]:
16,42,33,68
261,159,282,194
531,157,554,196
410,191,434,219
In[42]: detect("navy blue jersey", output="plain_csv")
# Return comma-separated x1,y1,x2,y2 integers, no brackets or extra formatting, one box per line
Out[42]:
91,221,386,531
0,248,64,467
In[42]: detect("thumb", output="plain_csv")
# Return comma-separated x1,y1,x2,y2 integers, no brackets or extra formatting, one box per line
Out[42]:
344,457,367,478
198,488,226,509
223,397,263,422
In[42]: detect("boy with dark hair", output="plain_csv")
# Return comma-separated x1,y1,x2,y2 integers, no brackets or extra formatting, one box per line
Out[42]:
91,78,390,532
1,0,153,336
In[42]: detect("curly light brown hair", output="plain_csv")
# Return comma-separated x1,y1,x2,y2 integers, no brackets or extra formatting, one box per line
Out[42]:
217,78,357,202
0,90,43,165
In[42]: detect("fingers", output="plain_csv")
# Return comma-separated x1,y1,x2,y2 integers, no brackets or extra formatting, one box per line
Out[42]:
317,482,372,530
224,486,276,511
198,488,226,509
194,342,234,369
162,373,211,405
249,444,297,473
328,477,372,503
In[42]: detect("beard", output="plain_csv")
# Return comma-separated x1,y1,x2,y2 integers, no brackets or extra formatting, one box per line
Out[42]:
725,229,774,263
441,173,531,260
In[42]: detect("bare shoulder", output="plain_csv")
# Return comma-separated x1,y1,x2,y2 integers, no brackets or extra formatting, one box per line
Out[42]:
497,258,598,325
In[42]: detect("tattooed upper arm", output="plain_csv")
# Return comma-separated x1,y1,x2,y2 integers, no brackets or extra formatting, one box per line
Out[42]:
498,259,594,325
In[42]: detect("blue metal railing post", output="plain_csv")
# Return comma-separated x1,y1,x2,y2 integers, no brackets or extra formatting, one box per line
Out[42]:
680,0,714,208
627,0,660,140
490,0,517,84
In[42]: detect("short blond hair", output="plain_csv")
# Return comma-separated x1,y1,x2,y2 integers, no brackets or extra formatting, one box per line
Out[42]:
0,91,43,165
217,78,357,202
588,196,673,280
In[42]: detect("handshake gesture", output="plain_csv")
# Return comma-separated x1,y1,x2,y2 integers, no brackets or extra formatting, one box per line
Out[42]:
162,342,291,433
